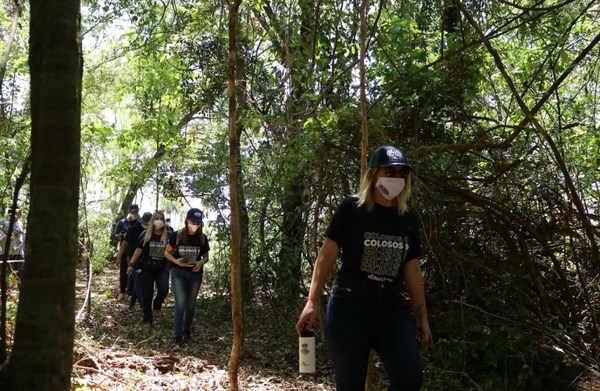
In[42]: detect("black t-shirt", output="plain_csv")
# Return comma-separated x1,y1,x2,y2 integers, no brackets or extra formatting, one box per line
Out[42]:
325,196,421,284
124,222,146,257
168,230,210,270
137,231,167,269
113,217,134,240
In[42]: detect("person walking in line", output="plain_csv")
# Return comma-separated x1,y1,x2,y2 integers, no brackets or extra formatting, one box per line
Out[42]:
116,211,152,309
8,208,25,273
164,208,210,347
114,204,140,301
165,217,175,236
127,210,170,325
296,145,433,390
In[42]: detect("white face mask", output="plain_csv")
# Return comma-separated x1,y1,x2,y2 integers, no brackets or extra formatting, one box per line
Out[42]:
153,220,165,229
188,223,200,233
375,177,405,200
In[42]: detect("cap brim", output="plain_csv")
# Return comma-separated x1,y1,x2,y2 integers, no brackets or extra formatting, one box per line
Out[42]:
189,218,203,224
379,163,412,170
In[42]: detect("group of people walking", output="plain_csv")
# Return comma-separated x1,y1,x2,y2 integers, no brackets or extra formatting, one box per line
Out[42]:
110,145,431,388
113,206,209,346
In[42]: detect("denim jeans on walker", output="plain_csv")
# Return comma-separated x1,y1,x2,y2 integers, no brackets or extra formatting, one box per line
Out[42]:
325,277,423,391
170,267,203,338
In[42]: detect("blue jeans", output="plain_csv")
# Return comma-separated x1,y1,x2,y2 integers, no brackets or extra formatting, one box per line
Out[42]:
170,267,203,338
141,268,169,323
325,277,423,391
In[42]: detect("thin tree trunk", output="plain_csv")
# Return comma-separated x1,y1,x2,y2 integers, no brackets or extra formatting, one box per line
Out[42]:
234,37,252,304
0,0,23,108
359,0,368,173
0,156,30,363
0,0,82,389
359,0,376,389
227,1,243,390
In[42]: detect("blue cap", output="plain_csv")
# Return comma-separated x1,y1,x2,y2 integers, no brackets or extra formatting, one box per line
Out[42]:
367,146,411,170
129,204,139,212
186,208,203,224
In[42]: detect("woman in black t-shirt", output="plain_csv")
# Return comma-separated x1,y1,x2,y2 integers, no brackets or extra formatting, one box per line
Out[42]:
164,208,210,346
297,145,433,390
128,210,169,324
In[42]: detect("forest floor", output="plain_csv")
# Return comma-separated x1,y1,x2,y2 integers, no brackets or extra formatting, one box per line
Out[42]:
70,265,344,391
70,265,600,391
6,263,599,390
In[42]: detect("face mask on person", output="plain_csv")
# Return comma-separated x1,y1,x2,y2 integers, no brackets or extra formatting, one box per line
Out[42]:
188,223,200,233
153,220,165,229
375,177,405,200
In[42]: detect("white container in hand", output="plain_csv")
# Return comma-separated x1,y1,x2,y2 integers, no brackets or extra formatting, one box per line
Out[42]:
299,327,316,373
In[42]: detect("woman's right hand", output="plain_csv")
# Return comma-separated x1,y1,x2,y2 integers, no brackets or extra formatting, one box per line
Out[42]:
296,299,317,336
126,265,133,276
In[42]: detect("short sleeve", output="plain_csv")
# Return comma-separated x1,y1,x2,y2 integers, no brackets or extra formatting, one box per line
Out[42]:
403,209,422,262
168,230,178,248
324,197,357,246
203,234,210,254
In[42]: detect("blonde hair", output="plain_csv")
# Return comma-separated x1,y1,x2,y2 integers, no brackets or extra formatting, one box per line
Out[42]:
356,167,412,215
143,211,168,246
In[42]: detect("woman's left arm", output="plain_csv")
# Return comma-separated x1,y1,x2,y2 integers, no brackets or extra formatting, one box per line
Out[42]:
403,258,433,347
193,252,208,272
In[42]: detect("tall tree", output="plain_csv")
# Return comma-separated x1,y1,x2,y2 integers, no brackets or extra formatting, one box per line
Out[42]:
227,0,243,390
0,0,82,389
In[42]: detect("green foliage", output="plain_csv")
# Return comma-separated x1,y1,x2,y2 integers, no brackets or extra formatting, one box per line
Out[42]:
424,314,580,391
17,0,591,388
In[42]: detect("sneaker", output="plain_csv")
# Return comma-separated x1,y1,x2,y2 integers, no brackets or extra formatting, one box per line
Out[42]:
173,336,184,351
184,329,192,341
152,308,163,318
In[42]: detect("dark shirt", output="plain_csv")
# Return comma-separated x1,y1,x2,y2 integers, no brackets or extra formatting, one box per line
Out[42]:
168,230,210,270
137,231,167,270
325,196,421,284
124,222,146,258
113,217,134,241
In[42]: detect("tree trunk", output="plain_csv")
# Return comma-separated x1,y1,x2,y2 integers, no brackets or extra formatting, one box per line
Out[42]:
277,181,305,302
359,1,374,389
0,0,82,389
359,0,368,173
227,1,243,390
234,36,252,304
0,0,22,110
0,157,30,363
275,0,317,304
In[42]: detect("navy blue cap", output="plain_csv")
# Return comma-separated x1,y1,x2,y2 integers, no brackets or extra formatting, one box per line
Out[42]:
129,204,140,212
186,208,203,224
367,145,411,170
